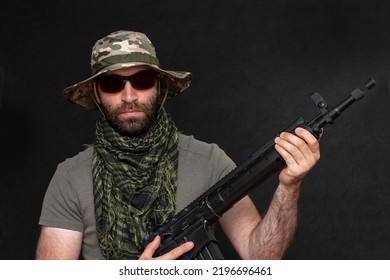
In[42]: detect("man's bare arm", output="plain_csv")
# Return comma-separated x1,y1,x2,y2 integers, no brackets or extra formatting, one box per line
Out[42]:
220,128,320,259
36,226,83,260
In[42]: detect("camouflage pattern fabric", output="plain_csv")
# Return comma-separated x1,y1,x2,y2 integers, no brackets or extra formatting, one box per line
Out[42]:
63,31,192,110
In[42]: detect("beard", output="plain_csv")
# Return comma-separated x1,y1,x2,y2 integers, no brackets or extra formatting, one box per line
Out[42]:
100,95,160,138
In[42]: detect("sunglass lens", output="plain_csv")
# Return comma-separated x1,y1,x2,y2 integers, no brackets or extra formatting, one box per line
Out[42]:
131,71,157,90
98,75,124,93
97,71,157,93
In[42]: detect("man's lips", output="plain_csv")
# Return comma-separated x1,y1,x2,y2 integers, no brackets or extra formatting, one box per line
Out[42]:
120,110,143,117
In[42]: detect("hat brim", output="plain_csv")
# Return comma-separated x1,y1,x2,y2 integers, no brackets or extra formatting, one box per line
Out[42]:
63,62,192,110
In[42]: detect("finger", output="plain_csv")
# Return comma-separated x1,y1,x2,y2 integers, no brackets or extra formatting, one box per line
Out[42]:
275,133,304,165
295,127,318,143
275,131,319,173
275,140,298,168
294,128,321,160
139,235,161,260
157,241,194,260
280,130,318,162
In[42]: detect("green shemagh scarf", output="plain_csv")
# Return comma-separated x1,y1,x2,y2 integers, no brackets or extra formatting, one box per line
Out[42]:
92,109,179,260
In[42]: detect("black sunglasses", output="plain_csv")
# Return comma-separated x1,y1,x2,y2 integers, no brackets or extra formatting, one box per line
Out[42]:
96,70,158,93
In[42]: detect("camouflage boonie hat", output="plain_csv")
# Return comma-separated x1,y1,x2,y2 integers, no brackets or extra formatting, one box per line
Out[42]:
63,30,192,110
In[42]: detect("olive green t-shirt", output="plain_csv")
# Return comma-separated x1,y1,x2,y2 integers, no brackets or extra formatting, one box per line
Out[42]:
39,134,235,259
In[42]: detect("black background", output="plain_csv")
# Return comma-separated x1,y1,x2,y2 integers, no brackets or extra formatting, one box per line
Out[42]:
0,0,389,259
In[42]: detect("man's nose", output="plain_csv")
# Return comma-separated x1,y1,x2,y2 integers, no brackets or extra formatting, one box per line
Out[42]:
121,81,138,103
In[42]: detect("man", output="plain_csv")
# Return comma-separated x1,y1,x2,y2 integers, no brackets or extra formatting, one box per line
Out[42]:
36,30,320,260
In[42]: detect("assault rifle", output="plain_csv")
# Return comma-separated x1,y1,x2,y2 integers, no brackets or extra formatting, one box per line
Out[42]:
149,79,376,259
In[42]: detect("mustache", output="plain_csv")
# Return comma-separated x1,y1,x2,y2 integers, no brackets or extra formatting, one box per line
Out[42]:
116,102,147,113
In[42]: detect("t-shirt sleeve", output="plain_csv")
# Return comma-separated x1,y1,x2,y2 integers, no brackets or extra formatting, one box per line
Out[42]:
38,163,84,232
208,143,236,186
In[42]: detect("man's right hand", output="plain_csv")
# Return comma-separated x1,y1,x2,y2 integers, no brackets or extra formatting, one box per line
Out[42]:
138,235,194,260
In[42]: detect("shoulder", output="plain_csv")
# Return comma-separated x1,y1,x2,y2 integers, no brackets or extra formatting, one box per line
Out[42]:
178,134,231,162
59,147,93,174
49,147,94,206
177,133,236,186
